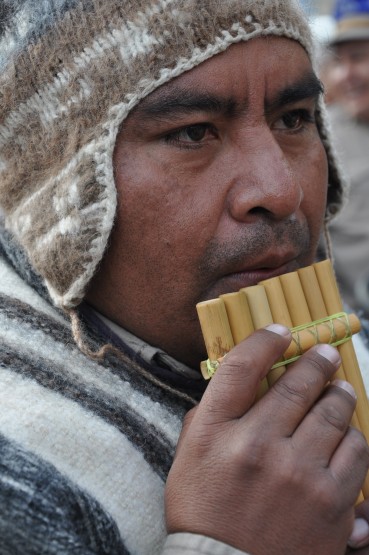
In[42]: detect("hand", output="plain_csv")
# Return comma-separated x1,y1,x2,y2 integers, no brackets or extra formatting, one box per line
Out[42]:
165,324,369,555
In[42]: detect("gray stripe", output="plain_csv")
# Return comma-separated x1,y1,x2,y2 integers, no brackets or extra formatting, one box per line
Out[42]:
0,228,50,302
0,291,198,410
0,328,177,479
0,434,128,554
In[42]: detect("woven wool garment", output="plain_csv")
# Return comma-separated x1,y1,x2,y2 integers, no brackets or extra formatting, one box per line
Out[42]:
0,0,345,309
0,228,199,554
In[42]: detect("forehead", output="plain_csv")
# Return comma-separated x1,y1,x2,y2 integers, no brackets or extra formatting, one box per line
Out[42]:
130,36,314,118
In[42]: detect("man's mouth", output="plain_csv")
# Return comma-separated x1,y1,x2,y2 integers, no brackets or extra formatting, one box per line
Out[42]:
197,218,312,302
206,254,301,299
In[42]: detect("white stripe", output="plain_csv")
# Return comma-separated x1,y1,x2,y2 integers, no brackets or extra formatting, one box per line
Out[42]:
0,0,176,145
6,137,99,231
0,474,34,498
0,312,182,446
0,367,168,554
32,198,112,251
118,28,160,62
53,178,81,215
34,214,82,249
39,78,92,127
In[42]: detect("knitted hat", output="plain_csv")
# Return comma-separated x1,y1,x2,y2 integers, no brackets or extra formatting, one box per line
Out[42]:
0,0,345,310
331,0,369,44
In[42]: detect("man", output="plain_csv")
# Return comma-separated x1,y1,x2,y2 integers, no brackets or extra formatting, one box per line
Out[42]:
0,1,369,554
324,0,369,319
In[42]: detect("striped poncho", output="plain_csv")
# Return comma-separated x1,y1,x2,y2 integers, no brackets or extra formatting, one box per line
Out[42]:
2,228,369,555
0,229,207,554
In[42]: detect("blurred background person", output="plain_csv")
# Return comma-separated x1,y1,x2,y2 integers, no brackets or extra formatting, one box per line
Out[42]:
319,0,369,320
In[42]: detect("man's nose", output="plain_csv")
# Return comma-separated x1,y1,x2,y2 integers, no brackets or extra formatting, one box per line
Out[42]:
227,130,303,222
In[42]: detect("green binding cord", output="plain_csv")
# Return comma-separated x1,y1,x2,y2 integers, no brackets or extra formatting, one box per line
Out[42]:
205,312,352,378
271,312,351,369
206,358,221,378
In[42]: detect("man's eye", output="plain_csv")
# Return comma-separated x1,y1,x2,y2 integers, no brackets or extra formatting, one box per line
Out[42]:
182,124,208,141
275,109,315,131
164,123,216,147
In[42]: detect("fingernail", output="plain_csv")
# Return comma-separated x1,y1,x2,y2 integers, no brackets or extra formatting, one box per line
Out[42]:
348,518,369,548
315,344,341,366
265,324,291,338
331,379,357,400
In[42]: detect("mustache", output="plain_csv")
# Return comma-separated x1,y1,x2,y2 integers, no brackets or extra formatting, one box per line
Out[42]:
197,218,310,284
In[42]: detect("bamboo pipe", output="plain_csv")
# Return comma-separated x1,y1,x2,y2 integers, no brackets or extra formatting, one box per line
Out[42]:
314,260,369,498
298,264,361,430
196,298,234,363
220,291,254,345
260,276,291,385
199,312,360,379
240,285,272,397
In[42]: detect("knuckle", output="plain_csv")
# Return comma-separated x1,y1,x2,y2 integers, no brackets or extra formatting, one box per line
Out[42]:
272,377,311,407
229,429,267,472
311,402,348,432
221,351,257,375
304,352,335,381
310,479,340,515
276,457,304,486
220,358,247,381
349,428,369,461
218,352,264,391
309,351,335,382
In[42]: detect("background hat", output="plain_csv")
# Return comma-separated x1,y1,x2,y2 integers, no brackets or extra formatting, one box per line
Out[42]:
331,0,369,44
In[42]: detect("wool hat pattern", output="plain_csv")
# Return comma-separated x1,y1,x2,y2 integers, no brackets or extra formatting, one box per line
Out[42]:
0,0,345,310
331,0,369,44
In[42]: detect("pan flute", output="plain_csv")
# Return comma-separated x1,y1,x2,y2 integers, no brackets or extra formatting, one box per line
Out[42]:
196,259,369,499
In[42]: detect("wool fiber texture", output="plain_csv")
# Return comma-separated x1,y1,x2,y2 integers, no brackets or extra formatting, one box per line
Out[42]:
0,229,201,554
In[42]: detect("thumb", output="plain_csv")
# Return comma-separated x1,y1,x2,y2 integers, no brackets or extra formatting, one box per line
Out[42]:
348,518,369,549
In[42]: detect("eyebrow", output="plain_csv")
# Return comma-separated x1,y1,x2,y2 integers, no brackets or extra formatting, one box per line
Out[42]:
133,71,324,121
135,88,237,120
265,72,324,113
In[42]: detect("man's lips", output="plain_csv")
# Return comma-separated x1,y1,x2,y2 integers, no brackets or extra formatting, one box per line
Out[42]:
211,257,301,296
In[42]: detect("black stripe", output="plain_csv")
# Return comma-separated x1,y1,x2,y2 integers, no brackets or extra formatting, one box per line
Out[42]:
0,293,69,337
0,339,177,480
0,292,202,409
0,434,128,554
79,302,206,403
0,1,18,34
0,229,50,302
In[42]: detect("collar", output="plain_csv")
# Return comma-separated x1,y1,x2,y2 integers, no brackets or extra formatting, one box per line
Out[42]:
89,306,202,381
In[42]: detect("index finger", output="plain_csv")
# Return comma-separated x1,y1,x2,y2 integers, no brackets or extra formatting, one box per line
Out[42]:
198,324,292,421
252,343,342,437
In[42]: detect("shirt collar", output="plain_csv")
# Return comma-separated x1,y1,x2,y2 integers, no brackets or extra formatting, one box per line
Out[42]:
91,307,202,381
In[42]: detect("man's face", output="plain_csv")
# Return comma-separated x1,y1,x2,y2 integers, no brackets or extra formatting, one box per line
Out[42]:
330,39,369,122
87,37,328,369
